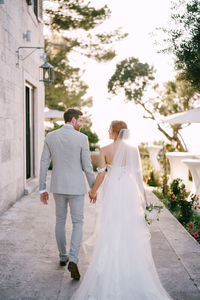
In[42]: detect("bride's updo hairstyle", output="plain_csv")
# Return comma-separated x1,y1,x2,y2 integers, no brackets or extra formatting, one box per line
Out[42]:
110,120,128,138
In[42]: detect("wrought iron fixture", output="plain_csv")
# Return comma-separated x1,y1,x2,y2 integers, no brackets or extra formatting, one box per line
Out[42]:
16,46,54,86
39,51,54,85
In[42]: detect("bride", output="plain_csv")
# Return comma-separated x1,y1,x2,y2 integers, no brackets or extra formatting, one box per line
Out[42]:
71,120,171,299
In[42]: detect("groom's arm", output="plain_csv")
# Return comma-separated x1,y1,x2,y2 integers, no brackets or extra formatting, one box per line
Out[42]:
39,136,52,204
89,148,106,203
81,135,95,188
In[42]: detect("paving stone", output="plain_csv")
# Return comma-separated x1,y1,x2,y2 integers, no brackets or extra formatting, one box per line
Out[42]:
0,176,199,299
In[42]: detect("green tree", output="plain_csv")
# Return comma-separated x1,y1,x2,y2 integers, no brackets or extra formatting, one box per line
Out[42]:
108,57,200,151
108,57,155,103
159,0,200,92
80,118,99,151
44,0,127,110
45,39,92,110
46,119,99,151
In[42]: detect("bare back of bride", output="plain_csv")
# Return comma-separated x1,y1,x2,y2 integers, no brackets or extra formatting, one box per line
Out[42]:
71,120,172,300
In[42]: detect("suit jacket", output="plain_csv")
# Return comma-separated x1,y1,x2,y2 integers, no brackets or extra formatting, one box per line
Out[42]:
39,125,95,195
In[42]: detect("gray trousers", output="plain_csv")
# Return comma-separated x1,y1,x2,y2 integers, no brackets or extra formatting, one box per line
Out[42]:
53,193,84,264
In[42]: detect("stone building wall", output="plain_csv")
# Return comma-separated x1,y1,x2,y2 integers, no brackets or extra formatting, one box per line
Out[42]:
0,0,45,214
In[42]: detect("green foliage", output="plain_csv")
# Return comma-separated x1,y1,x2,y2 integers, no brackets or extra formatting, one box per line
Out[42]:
151,76,199,117
45,122,63,135
108,57,200,151
141,142,169,189
153,178,200,242
149,76,200,151
138,142,149,159
186,213,200,242
145,204,163,225
108,57,155,103
162,178,199,225
161,144,170,197
45,120,99,152
45,0,111,32
142,159,162,188
165,143,175,152
44,1,127,110
45,38,93,111
142,157,153,178
147,170,161,187
159,0,200,92
80,122,99,152
153,190,166,201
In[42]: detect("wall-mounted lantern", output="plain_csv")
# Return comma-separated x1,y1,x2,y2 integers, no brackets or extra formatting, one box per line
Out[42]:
39,59,54,86
16,46,55,86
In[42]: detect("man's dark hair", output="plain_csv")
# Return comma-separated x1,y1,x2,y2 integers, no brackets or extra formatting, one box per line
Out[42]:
63,108,83,123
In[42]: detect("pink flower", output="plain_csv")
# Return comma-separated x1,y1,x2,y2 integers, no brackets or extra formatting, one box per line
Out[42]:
182,189,186,193
172,199,175,202
194,232,199,238
189,224,194,229
172,194,175,198
191,193,194,196
194,206,197,210
197,197,199,200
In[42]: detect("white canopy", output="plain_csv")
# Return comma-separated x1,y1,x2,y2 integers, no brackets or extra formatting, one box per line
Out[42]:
45,109,64,121
161,107,200,123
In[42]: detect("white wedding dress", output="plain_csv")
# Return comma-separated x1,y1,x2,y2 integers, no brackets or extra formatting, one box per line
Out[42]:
71,130,171,300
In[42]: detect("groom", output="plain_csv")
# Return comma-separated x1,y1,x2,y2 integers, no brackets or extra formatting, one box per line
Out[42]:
39,108,95,280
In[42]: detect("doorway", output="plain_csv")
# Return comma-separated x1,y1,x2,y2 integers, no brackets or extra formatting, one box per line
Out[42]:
25,84,35,180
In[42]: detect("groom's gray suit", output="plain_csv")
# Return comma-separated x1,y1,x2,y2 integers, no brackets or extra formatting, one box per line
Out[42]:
39,124,95,264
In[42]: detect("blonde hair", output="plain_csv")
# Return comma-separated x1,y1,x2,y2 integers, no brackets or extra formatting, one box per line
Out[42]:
110,120,128,136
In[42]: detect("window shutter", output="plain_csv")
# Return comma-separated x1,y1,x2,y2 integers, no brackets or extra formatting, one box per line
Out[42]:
33,0,38,16
38,0,43,22
26,0,33,5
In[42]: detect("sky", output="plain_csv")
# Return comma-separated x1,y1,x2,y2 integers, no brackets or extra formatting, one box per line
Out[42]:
65,0,200,152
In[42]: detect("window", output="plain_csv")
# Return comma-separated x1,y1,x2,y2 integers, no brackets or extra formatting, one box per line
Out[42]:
27,0,43,21
25,85,35,180
32,0,38,17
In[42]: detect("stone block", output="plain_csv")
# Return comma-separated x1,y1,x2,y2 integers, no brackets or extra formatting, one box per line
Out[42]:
0,161,12,189
1,140,11,162
5,118,14,139
0,0,44,214
0,117,5,141
0,77,6,103
180,252,200,275
5,80,14,103
0,184,16,215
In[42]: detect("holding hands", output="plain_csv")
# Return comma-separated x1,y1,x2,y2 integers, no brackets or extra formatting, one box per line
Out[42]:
40,192,49,205
89,190,97,203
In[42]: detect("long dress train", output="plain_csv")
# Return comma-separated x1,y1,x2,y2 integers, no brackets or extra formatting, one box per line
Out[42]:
71,133,171,299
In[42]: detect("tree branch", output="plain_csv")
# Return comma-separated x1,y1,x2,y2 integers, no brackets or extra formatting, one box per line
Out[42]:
157,123,173,141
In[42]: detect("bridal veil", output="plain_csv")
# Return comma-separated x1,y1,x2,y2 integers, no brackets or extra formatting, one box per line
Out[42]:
71,129,171,300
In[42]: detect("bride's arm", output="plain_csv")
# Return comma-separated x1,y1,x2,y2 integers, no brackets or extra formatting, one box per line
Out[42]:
89,148,106,201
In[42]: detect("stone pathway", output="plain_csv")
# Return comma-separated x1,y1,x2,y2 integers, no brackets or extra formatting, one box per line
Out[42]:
0,174,200,300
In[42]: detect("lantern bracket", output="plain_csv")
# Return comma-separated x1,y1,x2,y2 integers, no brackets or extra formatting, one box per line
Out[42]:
16,46,45,66
16,47,54,85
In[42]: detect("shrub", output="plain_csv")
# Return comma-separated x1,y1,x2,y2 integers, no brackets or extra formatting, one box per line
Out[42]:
165,179,200,225
154,178,200,243
147,170,162,187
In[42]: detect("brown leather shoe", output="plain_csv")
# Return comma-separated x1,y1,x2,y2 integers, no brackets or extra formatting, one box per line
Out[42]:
68,261,80,280
60,257,69,266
